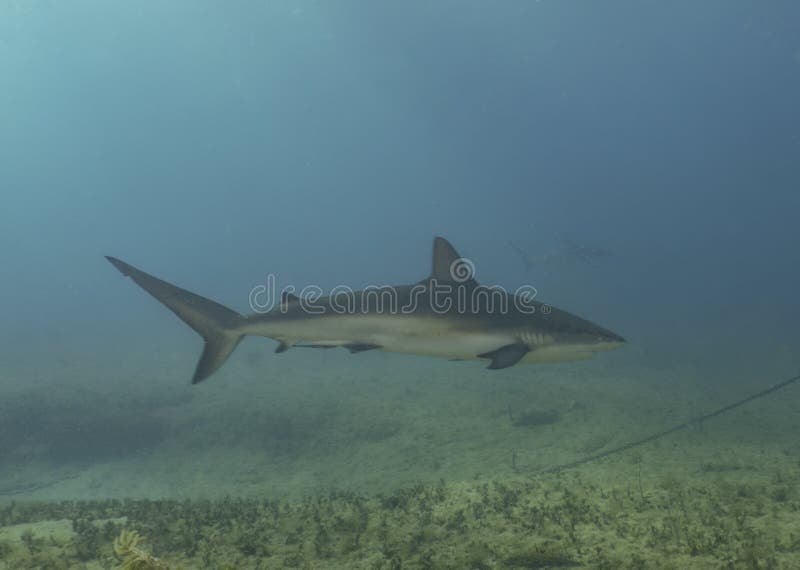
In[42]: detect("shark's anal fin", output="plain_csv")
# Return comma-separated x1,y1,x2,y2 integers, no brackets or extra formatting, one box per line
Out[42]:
478,343,529,370
345,343,382,353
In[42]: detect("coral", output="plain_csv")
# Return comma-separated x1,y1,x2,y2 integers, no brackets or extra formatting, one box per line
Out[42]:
113,529,173,570
505,542,576,568
1,470,799,568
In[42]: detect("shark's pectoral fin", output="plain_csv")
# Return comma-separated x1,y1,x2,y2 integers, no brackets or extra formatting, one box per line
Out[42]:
345,343,382,353
478,343,529,370
275,340,292,353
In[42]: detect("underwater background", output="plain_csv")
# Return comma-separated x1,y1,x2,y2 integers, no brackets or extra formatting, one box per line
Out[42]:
1,1,800,568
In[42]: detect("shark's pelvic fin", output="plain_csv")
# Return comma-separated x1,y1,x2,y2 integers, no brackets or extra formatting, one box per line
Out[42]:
105,256,245,384
478,343,530,369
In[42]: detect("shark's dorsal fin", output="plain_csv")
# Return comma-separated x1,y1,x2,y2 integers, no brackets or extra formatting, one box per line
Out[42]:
427,236,479,287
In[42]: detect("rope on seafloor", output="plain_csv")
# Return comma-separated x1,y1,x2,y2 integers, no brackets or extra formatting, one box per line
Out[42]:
530,371,800,476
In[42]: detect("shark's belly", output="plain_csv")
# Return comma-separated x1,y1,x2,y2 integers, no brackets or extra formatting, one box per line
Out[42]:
521,345,594,363
251,314,516,360
361,316,517,360
375,332,517,360
250,314,599,364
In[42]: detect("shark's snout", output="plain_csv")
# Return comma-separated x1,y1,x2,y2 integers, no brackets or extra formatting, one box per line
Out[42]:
592,328,626,352
601,331,625,344
575,321,625,352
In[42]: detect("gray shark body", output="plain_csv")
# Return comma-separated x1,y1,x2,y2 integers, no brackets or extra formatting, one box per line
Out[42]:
107,237,624,383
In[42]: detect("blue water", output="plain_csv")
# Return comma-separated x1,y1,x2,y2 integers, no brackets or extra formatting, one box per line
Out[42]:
3,2,798,379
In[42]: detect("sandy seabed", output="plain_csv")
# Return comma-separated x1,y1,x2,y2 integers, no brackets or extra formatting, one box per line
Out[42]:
2,345,799,568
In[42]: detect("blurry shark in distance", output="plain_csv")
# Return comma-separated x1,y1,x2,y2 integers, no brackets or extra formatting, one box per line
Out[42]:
509,235,612,273
106,237,624,383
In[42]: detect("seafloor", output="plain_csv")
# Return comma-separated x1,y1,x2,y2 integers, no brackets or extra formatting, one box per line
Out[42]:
1,341,799,568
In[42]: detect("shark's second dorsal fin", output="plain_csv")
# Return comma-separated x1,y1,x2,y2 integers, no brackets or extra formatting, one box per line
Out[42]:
427,236,479,287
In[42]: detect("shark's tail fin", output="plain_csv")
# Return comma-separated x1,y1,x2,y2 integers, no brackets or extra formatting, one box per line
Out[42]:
106,256,245,384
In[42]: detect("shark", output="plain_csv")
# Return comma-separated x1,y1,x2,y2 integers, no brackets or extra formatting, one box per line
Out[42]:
106,237,625,383
509,236,612,273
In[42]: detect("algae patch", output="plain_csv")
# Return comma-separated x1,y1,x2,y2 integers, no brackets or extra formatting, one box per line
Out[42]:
0,468,799,568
